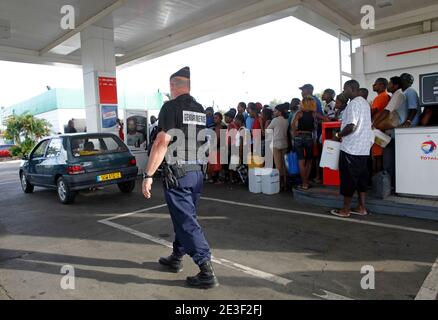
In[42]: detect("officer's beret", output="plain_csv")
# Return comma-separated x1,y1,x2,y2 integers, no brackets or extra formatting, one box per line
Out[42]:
170,67,190,80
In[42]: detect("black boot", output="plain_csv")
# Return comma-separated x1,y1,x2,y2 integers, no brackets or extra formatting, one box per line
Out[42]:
186,261,219,289
159,253,183,273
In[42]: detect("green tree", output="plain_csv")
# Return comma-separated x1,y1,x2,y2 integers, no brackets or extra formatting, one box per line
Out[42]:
4,114,51,157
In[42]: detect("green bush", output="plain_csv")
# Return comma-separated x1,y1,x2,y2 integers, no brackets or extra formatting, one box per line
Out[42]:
10,138,36,158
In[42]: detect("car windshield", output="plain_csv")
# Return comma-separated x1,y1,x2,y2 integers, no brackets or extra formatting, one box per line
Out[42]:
71,136,128,158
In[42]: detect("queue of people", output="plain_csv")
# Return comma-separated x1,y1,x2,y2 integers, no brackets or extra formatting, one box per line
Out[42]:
329,74,425,218
204,83,342,188
202,73,434,219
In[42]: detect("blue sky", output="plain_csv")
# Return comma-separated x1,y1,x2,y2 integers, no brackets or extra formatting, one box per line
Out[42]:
0,16,348,110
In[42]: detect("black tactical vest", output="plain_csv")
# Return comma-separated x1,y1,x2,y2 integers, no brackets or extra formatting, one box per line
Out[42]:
169,94,206,164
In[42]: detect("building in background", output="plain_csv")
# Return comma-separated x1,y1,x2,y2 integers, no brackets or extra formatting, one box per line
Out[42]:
3,89,166,134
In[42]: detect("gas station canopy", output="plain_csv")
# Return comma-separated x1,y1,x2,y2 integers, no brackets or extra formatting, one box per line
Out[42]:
1,0,438,68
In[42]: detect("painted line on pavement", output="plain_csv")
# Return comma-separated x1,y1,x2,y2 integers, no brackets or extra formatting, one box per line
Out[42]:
416,256,438,300
101,219,175,249
313,290,354,300
99,213,293,287
100,203,293,287
201,197,438,236
99,204,168,222
212,257,291,287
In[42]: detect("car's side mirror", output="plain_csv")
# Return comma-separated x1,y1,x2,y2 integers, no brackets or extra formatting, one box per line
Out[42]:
22,154,29,160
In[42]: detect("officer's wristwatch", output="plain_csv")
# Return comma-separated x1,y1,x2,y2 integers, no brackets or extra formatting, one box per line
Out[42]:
143,173,154,180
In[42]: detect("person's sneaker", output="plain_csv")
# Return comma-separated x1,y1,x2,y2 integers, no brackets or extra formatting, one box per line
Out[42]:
158,254,183,273
186,261,219,289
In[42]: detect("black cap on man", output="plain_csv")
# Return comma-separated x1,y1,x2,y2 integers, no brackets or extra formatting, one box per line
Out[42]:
170,66,190,80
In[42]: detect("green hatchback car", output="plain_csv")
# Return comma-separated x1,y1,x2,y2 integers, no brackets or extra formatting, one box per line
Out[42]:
19,133,139,204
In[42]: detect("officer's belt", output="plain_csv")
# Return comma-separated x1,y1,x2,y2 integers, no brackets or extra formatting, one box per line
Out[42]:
174,164,203,172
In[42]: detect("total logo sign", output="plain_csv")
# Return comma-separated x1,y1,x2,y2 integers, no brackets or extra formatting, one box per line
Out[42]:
421,141,437,154
420,140,438,161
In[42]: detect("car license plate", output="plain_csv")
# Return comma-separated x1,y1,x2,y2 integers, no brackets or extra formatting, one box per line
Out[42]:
97,172,122,182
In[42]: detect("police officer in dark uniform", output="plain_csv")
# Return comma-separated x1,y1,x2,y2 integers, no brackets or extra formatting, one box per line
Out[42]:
142,67,219,289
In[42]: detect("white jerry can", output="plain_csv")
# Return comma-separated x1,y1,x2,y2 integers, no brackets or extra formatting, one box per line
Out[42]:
320,140,341,171
248,168,263,194
261,168,280,195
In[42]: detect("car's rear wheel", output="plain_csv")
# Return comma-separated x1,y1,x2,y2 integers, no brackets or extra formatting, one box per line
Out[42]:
118,180,136,193
57,177,76,204
20,172,34,194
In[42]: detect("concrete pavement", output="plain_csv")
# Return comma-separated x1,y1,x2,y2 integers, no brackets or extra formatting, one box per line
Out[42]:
0,161,437,300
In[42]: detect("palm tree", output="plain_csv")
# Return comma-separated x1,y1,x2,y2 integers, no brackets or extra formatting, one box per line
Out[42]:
4,114,51,157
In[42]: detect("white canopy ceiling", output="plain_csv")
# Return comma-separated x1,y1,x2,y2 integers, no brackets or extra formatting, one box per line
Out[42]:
0,0,437,67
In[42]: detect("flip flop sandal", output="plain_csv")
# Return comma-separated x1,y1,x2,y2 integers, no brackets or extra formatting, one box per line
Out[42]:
351,210,370,216
296,185,310,191
330,209,351,218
